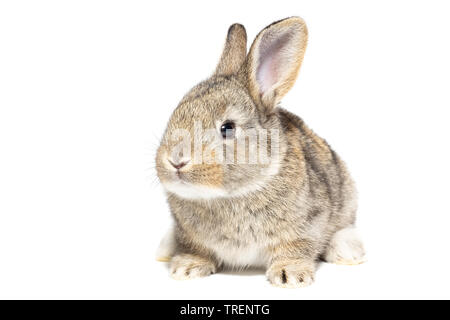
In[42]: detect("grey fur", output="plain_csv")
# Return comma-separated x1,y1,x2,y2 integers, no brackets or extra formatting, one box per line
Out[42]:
155,17,365,287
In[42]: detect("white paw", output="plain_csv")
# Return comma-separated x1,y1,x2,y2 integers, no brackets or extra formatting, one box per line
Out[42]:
169,254,216,280
324,227,366,265
266,261,315,288
156,226,176,262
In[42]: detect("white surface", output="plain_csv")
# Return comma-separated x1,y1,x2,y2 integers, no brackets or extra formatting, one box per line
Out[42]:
1,0,449,299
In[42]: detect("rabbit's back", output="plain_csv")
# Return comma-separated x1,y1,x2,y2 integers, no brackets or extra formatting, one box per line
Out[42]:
279,109,357,232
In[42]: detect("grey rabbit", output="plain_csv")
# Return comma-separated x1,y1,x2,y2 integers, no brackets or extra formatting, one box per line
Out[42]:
155,17,365,287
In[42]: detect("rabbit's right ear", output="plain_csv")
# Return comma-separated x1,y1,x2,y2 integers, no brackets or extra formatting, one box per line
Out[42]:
214,24,247,76
244,17,308,113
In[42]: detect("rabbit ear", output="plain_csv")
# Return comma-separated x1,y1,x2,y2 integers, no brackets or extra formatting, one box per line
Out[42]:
245,17,308,112
214,24,247,76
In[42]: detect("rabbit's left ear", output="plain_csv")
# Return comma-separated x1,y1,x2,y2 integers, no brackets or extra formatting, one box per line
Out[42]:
214,24,247,76
244,17,308,112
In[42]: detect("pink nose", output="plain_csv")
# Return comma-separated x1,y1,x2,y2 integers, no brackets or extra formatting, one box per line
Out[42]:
169,160,188,170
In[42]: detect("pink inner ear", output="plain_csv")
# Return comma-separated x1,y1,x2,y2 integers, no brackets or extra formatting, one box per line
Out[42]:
256,31,293,94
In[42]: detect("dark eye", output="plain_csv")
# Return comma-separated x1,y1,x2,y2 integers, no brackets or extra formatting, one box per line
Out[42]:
220,121,236,139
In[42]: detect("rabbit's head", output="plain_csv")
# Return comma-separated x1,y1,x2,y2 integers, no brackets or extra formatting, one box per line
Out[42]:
156,17,308,199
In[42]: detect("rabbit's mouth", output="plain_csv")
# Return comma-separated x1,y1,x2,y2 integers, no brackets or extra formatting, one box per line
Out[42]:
172,172,195,187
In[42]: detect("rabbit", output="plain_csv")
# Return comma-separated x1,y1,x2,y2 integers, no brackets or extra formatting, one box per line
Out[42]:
155,17,365,288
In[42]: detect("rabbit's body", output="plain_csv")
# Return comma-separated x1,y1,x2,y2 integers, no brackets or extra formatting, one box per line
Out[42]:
167,108,357,268
156,18,365,287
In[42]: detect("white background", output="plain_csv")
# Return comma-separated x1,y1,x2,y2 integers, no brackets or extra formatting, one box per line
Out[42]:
1,0,449,299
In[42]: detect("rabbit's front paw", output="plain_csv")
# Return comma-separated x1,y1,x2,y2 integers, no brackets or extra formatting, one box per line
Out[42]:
266,261,315,288
169,254,216,280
